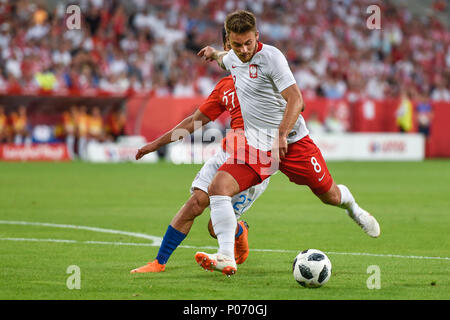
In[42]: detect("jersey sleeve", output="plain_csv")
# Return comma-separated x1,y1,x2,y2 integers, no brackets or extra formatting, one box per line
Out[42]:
198,84,226,121
222,51,231,71
267,47,297,93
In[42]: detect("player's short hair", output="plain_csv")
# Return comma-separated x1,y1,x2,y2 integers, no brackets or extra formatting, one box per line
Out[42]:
224,10,256,35
222,27,227,46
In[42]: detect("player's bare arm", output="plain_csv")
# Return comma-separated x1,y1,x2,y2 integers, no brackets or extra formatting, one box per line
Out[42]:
197,46,227,70
276,84,304,158
136,110,211,160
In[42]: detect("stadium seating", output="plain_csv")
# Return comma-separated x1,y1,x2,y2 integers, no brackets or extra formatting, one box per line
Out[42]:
0,0,448,101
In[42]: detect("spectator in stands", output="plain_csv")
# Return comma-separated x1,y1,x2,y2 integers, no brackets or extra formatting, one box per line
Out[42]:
10,105,31,145
107,109,126,142
396,89,414,133
62,105,77,159
35,67,57,91
76,106,89,159
321,75,347,100
0,105,11,143
306,111,326,136
173,75,196,97
324,106,346,133
0,0,448,102
33,3,48,25
87,106,105,142
416,95,434,138
430,78,450,101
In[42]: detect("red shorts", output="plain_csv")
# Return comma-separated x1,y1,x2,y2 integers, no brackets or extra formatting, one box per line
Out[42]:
279,135,333,195
219,162,262,192
218,130,274,192
218,135,333,195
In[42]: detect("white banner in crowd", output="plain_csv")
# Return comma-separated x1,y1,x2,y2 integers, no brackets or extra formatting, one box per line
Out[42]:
311,133,425,161
85,133,424,163
85,136,158,163
166,141,222,164
165,133,425,164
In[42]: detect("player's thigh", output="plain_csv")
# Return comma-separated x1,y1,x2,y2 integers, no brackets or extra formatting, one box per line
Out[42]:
208,170,241,197
280,137,333,196
190,149,229,194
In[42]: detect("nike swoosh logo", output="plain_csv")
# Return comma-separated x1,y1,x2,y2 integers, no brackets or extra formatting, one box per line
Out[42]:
232,65,237,68
224,89,233,95
318,172,326,182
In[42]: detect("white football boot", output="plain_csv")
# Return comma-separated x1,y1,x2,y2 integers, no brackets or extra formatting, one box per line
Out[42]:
347,208,381,238
195,252,237,276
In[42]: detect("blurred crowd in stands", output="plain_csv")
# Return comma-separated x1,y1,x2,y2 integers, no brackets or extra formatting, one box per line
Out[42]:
60,105,126,158
0,104,31,144
0,103,126,157
0,0,449,101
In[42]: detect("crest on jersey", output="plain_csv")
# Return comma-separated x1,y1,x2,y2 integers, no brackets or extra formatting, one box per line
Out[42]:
249,64,258,78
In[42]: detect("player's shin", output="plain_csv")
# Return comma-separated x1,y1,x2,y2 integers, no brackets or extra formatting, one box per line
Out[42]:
210,195,237,259
155,225,187,265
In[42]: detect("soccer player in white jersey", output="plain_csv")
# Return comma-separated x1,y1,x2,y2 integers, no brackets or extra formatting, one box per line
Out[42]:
195,10,380,276
130,29,269,273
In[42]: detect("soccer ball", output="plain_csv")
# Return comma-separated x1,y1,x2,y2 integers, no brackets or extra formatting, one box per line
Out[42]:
292,249,332,288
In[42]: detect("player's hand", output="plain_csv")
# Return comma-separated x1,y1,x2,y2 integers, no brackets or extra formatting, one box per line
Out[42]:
135,142,158,160
272,134,288,160
270,134,287,170
197,46,216,62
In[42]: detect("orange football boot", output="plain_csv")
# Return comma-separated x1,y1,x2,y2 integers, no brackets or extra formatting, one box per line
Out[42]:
130,259,165,273
234,221,249,264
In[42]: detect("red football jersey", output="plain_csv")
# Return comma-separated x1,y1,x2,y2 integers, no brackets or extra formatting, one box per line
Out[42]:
198,75,244,130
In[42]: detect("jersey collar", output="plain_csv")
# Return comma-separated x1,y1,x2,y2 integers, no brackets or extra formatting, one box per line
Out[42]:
256,41,263,53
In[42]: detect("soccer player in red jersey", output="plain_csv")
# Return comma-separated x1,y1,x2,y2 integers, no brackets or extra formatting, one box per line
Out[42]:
130,29,269,273
195,10,380,276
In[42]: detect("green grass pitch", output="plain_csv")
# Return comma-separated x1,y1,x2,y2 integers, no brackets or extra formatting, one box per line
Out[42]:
0,160,449,300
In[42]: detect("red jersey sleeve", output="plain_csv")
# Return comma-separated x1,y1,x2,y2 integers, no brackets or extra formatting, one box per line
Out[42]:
198,80,227,121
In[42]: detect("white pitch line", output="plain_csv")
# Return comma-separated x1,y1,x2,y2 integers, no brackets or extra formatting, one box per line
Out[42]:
0,237,156,247
0,220,449,261
0,237,449,261
0,220,162,246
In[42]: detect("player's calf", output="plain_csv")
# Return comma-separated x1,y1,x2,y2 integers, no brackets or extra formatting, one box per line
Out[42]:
170,189,210,234
317,183,341,206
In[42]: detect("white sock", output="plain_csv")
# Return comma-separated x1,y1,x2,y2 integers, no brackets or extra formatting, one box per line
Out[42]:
210,195,237,259
337,184,361,216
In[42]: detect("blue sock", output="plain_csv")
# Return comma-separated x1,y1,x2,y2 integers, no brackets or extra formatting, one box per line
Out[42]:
235,223,243,238
156,225,187,264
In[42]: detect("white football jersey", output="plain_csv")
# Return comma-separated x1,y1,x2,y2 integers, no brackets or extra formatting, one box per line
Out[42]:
223,42,309,151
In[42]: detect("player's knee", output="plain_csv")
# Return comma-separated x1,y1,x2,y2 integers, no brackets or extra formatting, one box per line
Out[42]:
208,174,238,197
207,181,224,196
188,192,209,217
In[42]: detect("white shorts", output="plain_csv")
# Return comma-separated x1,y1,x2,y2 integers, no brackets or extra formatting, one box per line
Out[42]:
191,149,270,219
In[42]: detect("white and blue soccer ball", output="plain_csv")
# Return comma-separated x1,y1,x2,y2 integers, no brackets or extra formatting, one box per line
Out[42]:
292,249,332,288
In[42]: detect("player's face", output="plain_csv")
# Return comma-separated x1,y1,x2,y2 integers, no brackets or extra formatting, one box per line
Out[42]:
228,30,259,63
